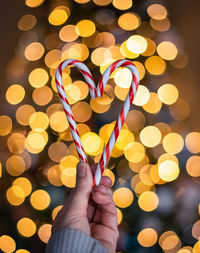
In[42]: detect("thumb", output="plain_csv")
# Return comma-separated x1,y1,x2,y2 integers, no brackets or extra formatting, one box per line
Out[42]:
70,162,93,212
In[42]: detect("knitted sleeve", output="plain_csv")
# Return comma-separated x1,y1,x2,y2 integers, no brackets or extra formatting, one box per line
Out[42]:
46,228,108,253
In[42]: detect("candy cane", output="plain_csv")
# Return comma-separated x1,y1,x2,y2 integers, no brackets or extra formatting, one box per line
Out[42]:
55,59,139,186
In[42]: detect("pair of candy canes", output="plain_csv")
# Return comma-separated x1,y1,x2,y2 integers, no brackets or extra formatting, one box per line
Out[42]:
55,59,139,186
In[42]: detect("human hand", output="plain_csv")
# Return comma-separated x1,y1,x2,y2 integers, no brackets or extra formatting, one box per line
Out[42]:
52,162,118,253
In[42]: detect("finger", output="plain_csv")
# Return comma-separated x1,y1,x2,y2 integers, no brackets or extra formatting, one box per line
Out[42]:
92,187,118,231
68,162,93,215
100,175,112,188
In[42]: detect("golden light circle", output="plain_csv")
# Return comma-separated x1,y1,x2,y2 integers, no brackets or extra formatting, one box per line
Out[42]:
126,35,147,54
24,42,45,61
16,104,35,126
28,68,49,88
124,142,145,163
158,153,178,167
48,9,69,26
30,190,50,210
113,0,132,10
137,228,158,247
13,177,32,197
47,165,62,186
145,56,166,75
141,38,156,56
59,25,79,42
142,92,162,114
157,41,177,60
81,132,104,156
93,0,112,6
120,41,139,59
6,84,25,105
91,47,112,66
138,191,159,212
185,132,200,154
29,111,49,132
193,241,200,253
15,250,30,253
17,218,36,237
26,130,48,152
6,186,25,206
147,4,167,20
159,160,179,182
113,187,134,208
118,12,140,31
125,110,145,132
38,224,52,243
116,208,123,224
132,61,145,80
32,86,53,106
0,115,12,136
133,85,150,106
48,142,68,162
163,133,184,154
140,126,161,147
0,235,16,253
25,0,44,7
76,19,96,37
7,132,25,155
186,156,200,177
72,102,92,122
6,155,26,176
114,68,132,88
115,129,135,151
157,84,178,105
52,205,63,220
49,111,69,132
18,14,37,31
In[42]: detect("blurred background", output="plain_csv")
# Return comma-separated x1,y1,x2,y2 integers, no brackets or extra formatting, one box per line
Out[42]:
0,0,200,252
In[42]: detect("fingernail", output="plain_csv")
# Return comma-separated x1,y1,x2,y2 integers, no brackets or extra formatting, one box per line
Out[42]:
77,163,86,178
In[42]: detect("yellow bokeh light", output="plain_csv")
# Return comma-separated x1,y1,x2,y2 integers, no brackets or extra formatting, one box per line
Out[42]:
72,102,92,123
115,129,135,151
45,49,62,69
159,160,180,182
103,169,115,186
6,186,25,206
17,218,36,237
113,0,132,10
124,142,145,163
48,142,68,162
116,208,123,224
186,156,200,177
0,235,16,253
81,132,104,156
49,111,69,132
24,42,45,61
28,68,49,88
29,111,49,132
26,130,48,152
91,47,112,66
13,177,32,197
59,25,79,42
141,38,156,56
0,115,12,136
126,35,147,54
185,132,200,154
93,0,112,6
47,165,62,186
60,155,79,172
133,85,150,106
7,132,25,154
113,187,134,208
142,92,162,114
147,4,167,20
6,155,26,176
140,126,161,147
25,0,44,7
118,12,140,31
15,250,31,253
137,228,158,247
158,153,178,167
132,61,145,80
63,43,89,62
120,41,139,59
32,86,53,106
177,247,193,253
16,104,35,126
6,84,25,105
163,133,184,154
157,41,178,60
145,56,166,75
193,241,200,253
158,84,179,105
38,224,52,243
52,205,63,220
30,189,50,210
48,8,69,26
159,231,181,252
114,68,132,88
138,191,159,212
18,14,37,31
76,19,96,37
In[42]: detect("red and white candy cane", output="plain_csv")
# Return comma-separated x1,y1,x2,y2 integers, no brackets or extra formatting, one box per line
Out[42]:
55,59,139,186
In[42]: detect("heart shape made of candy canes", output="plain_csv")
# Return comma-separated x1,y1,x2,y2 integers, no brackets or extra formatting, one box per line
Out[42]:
55,59,139,186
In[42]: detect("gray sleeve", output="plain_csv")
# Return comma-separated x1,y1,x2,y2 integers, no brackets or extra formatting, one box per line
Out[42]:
46,228,108,253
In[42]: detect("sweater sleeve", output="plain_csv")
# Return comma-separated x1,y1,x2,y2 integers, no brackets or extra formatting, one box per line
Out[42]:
46,228,108,253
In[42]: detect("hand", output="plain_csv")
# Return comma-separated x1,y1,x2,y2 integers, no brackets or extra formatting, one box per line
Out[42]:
52,162,118,253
